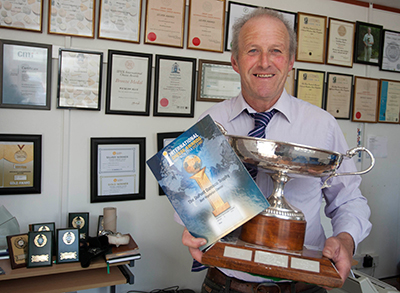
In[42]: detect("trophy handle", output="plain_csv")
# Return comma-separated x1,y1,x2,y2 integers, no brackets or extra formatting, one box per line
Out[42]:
322,147,375,188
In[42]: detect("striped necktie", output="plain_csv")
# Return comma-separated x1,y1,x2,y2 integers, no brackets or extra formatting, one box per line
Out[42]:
247,109,278,180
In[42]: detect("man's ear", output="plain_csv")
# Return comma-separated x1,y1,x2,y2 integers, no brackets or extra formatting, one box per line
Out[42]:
231,55,240,74
288,56,295,71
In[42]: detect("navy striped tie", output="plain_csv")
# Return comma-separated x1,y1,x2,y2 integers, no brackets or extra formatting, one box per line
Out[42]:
247,109,278,180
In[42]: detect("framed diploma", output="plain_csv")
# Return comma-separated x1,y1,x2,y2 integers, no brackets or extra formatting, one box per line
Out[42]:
68,212,89,240
354,21,383,66
153,55,196,117
197,59,241,102
187,0,225,53
380,30,400,72
326,18,356,68
157,131,183,195
295,69,325,108
284,68,296,96
296,12,327,64
144,0,185,48
225,1,257,51
56,228,79,263
48,0,95,38
7,233,28,269
0,40,51,110
378,79,400,124
0,0,43,32
98,0,142,43
57,49,103,110
325,72,353,120
0,134,41,195
105,50,152,116
352,76,379,123
91,137,146,203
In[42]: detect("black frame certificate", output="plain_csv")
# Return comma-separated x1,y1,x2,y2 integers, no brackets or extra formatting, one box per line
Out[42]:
326,18,356,68
197,59,241,102
0,0,43,32
352,76,379,123
153,55,196,117
0,40,51,110
106,50,152,116
325,72,353,120
296,12,327,64
91,137,145,203
296,69,325,108
378,79,400,124
380,30,400,72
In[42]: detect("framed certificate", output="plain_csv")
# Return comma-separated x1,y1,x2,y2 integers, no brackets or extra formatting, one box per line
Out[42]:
326,18,356,68
0,40,51,110
6,233,28,269
296,12,327,64
48,0,95,38
352,76,380,123
0,134,41,195
187,0,225,53
98,0,142,43
197,59,241,102
325,72,353,120
285,68,296,96
144,0,185,48
354,21,383,66
57,49,103,110
153,55,196,117
157,131,183,195
105,50,152,116
380,30,400,72
90,137,146,203
296,69,325,108
0,0,43,32
378,79,400,124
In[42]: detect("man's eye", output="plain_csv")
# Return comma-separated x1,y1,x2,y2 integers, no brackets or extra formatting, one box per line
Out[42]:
273,49,282,53
248,49,258,53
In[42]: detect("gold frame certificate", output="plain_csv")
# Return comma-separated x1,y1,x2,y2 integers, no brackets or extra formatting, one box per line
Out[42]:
325,73,353,119
0,0,43,32
187,0,225,53
296,69,325,108
378,79,400,124
98,0,142,43
352,77,379,123
326,18,356,68
144,0,185,48
296,12,327,64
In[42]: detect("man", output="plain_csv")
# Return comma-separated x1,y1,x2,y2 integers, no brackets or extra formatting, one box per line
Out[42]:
363,27,374,62
180,8,371,293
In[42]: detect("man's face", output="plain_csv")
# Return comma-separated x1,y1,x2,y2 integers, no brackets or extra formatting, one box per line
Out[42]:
231,16,294,108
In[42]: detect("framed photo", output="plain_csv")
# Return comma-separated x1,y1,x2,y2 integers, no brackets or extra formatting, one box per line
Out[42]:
153,55,196,117
284,68,296,96
57,49,103,110
378,79,400,124
0,40,51,110
197,59,241,102
48,0,95,38
98,0,142,43
352,76,380,123
0,134,41,195
326,18,356,68
380,30,400,72
144,0,185,48
157,131,183,195
90,137,146,203
296,69,326,108
296,12,327,64
0,0,43,32
325,72,353,119
105,50,152,116
354,21,383,66
187,0,225,53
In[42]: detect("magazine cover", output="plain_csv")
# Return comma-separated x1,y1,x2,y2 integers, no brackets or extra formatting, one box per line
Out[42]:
147,115,269,251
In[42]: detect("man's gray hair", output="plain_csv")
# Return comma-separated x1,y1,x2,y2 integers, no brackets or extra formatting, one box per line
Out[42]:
230,8,297,60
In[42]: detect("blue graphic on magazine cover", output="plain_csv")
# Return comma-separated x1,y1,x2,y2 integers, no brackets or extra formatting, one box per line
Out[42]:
147,115,269,250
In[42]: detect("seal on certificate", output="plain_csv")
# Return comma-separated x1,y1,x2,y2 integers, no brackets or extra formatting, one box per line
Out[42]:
386,42,400,62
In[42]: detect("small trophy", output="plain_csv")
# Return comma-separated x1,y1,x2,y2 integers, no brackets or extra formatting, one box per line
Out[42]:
202,124,375,288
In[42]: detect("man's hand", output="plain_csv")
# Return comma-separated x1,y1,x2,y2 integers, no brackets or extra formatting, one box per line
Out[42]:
181,227,207,263
322,232,355,285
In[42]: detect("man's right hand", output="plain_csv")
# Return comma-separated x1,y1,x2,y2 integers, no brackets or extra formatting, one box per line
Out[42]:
181,227,206,263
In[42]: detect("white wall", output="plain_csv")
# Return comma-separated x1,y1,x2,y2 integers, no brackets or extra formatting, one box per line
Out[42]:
0,0,399,292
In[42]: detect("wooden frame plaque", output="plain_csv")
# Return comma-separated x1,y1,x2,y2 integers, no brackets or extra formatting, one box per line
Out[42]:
352,76,380,123
6,233,28,269
296,69,325,108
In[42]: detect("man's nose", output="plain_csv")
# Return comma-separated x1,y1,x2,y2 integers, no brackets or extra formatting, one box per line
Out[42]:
258,52,271,68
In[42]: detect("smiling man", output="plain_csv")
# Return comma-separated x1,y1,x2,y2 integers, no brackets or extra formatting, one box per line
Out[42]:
179,8,372,293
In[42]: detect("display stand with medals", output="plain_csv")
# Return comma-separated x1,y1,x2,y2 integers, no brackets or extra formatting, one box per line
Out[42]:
201,124,375,288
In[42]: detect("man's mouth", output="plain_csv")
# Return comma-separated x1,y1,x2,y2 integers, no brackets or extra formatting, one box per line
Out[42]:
255,74,274,78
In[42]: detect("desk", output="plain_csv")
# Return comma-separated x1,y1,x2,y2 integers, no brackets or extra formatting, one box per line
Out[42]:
0,257,135,293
